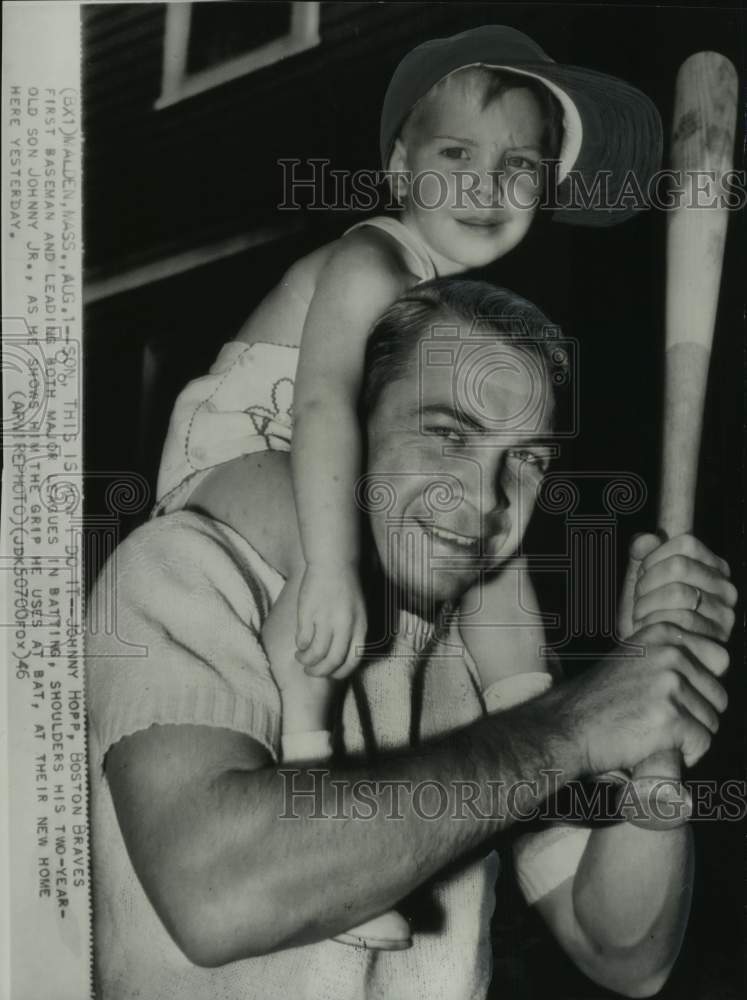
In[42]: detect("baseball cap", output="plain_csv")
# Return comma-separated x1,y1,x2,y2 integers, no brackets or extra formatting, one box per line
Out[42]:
380,25,663,226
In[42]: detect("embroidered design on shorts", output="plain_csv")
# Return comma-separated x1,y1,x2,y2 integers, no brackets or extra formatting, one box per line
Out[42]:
245,375,294,449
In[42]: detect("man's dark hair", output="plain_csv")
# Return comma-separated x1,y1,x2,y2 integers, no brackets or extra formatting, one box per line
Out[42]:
361,277,565,417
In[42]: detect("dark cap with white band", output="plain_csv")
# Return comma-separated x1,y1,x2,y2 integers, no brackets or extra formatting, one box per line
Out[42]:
380,25,663,227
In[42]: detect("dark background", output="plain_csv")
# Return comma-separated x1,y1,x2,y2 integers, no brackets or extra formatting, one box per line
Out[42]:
82,3,744,998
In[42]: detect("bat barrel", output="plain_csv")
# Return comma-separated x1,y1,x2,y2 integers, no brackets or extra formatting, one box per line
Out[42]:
660,51,737,536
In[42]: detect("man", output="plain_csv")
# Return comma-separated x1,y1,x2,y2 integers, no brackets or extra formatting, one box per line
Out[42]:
87,280,735,999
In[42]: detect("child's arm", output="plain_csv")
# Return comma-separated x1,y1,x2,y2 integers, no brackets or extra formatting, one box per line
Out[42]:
291,232,409,675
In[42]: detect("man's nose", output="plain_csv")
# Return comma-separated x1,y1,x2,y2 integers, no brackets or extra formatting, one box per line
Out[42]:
485,473,510,528
463,459,510,527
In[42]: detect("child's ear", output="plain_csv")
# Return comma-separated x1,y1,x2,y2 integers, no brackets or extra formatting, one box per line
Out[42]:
386,139,410,206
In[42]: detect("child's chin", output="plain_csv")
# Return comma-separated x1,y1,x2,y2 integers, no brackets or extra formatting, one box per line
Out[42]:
456,242,511,268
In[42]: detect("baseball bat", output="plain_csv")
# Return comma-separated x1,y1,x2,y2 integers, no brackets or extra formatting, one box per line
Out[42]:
648,51,738,780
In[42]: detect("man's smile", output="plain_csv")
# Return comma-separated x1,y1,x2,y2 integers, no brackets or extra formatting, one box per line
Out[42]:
416,518,480,551
414,515,514,568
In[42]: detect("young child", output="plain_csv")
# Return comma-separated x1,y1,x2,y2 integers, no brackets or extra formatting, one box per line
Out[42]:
154,25,662,949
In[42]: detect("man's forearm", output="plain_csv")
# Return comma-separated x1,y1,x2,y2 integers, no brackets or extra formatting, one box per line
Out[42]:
115,703,581,967
109,619,726,969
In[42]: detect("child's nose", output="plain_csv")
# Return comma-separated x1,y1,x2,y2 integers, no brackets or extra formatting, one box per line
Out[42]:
470,164,501,207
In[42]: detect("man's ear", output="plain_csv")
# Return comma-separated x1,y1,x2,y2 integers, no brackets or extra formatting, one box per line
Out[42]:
386,138,410,206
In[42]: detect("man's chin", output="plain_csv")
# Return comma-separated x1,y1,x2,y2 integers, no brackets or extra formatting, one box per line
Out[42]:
391,571,476,620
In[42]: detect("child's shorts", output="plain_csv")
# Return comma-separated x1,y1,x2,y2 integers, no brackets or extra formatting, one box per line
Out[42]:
154,341,299,516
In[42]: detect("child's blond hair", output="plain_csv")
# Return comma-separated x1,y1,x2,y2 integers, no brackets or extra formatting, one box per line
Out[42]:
399,66,564,160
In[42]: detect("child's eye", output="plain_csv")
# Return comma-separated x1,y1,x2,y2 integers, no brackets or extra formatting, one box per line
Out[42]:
504,155,539,172
440,146,470,161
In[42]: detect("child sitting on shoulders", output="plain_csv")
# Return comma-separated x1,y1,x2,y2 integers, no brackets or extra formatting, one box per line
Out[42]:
154,24,662,950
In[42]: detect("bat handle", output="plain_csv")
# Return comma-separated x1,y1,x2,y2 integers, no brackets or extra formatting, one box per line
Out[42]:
658,344,711,537
644,344,713,783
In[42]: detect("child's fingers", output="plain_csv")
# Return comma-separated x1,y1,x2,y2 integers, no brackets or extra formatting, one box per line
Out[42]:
331,641,364,679
295,615,315,652
309,630,352,678
296,618,329,666
305,612,356,676
330,616,367,680
297,636,330,668
331,637,361,680
296,620,333,668
294,644,316,667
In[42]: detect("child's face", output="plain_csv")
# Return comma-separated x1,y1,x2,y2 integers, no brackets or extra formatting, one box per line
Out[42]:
396,81,546,272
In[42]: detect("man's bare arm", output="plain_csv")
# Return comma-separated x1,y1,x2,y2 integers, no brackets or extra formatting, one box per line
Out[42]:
106,627,725,969
106,708,570,967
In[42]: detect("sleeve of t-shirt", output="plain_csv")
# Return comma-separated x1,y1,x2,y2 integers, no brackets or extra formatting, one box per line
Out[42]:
86,514,282,769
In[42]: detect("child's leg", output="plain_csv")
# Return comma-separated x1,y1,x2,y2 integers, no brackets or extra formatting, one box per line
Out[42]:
186,452,338,729
187,453,411,949
462,562,628,792
267,569,412,949
456,558,556,705
263,562,339,734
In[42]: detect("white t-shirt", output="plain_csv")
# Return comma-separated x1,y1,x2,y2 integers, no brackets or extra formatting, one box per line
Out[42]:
86,511,588,1000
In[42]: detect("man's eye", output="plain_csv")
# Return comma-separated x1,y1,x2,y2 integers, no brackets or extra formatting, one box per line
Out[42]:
509,449,549,471
427,425,464,443
440,147,469,160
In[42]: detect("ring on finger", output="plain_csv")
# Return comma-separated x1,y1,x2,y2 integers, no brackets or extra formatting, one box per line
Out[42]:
691,586,703,613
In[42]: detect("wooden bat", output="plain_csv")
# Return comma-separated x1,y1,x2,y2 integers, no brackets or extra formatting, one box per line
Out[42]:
659,51,738,532
650,51,738,782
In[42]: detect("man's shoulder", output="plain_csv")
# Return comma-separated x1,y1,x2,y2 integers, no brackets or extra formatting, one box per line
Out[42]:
115,510,274,566
90,512,284,620
116,509,215,551
98,511,224,583
86,514,283,765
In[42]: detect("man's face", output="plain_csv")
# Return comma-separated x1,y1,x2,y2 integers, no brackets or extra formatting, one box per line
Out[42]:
364,321,554,614
397,83,545,273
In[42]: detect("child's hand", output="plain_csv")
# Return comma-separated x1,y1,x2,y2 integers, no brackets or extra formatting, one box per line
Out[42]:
295,562,368,679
